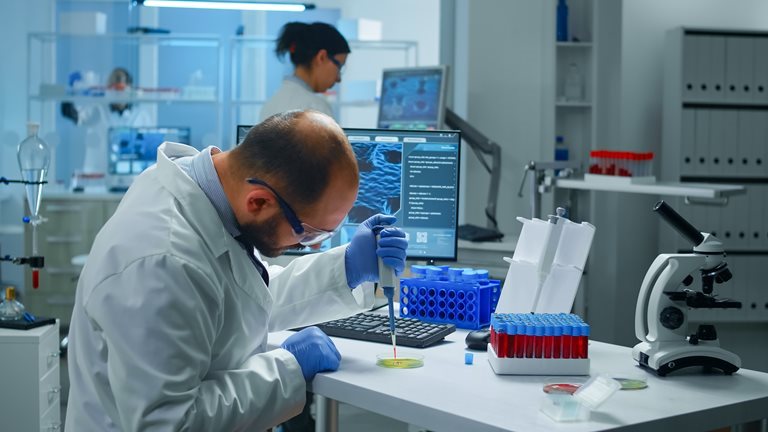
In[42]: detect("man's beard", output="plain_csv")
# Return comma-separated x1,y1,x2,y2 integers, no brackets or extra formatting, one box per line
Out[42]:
239,214,305,258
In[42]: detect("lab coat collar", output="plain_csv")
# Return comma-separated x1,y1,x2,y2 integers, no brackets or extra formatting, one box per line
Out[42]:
155,142,269,301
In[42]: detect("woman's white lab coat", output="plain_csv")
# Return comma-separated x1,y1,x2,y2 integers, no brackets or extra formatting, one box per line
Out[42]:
259,77,334,122
65,142,373,431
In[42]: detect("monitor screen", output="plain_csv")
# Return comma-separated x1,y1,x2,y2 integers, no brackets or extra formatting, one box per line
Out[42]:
235,126,461,261
377,66,448,130
108,127,191,175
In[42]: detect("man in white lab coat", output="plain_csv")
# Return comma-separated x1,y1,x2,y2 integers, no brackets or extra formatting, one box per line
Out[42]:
65,110,408,431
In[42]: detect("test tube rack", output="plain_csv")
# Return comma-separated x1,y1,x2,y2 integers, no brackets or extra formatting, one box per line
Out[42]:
399,265,502,330
487,313,590,375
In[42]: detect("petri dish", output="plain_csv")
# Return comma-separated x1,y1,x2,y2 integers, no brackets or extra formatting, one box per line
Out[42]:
612,374,648,390
542,376,588,395
376,352,425,369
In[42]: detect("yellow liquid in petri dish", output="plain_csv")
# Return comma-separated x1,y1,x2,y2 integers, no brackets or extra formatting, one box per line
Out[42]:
376,352,424,369
376,358,424,369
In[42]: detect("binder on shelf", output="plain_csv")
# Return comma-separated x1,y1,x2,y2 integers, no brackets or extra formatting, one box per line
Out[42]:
725,37,741,102
697,36,715,102
760,113,768,178
708,109,727,177
722,110,740,175
747,185,764,250
683,34,701,101
746,110,763,177
693,109,711,176
708,36,727,103
735,191,750,250
753,38,768,103
681,109,696,176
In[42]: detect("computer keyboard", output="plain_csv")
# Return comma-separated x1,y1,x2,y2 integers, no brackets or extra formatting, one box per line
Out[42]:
307,312,456,348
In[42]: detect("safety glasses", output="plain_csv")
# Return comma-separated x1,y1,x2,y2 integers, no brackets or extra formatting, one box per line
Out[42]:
246,178,338,246
329,56,346,76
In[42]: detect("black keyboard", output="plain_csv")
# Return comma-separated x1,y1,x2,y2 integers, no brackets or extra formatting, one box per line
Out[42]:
307,312,456,348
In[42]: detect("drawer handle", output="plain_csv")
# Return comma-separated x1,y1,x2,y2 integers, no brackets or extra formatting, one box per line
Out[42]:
49,386,61,394
46,236,82,244
48,422,62,431
48,351,60,359
45,204,81,212
47,267,80,276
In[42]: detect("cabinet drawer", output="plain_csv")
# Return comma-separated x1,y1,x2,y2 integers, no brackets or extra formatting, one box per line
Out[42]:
39,326,60,378
39,400,62,432
39,366,61,417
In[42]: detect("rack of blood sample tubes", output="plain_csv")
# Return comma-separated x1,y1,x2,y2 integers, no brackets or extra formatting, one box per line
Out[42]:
487,313,590,375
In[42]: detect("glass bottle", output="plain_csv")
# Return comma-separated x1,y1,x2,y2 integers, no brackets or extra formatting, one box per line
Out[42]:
564,63,584,102
0,287,25,321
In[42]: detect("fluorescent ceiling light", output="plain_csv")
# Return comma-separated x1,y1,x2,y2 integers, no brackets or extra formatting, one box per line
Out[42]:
140,0,314,12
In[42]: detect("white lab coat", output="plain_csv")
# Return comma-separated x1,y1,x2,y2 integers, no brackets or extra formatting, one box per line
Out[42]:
65,142,373,431
77,103,152,174
259,77,334,122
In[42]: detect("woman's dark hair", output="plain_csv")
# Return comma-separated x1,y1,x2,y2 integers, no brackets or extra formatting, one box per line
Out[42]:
275,22,351,68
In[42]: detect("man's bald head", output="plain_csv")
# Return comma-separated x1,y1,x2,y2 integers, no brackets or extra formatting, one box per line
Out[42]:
230,110,359,211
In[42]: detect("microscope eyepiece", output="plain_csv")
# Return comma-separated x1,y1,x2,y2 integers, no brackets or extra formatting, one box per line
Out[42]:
654,200,705,246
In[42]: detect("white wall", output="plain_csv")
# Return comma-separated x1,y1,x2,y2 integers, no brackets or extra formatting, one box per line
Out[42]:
458,0,554,234
0,0,56,293
314,0,440,66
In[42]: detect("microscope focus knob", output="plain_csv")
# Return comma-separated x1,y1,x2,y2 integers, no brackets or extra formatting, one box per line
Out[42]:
696,324,718,341
715,268,733,284
660,306,685,330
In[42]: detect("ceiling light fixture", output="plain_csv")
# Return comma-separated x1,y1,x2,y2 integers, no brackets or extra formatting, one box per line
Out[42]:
138,0,315,12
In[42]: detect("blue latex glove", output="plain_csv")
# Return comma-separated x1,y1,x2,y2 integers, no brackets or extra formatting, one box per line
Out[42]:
344,214,408,288
280,326,341,381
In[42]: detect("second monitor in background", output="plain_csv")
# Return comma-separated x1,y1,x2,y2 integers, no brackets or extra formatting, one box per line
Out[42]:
377,66,448,130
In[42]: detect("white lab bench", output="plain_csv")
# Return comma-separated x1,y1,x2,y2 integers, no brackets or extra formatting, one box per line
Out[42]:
268,323,768,432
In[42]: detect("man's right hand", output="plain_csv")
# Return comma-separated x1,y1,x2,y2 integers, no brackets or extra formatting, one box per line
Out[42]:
280,326,341,381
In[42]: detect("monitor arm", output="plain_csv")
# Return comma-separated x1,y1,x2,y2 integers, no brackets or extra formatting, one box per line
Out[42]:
444,108,502,230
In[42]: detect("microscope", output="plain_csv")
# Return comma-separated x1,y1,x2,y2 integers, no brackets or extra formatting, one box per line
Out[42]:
632,201,741,376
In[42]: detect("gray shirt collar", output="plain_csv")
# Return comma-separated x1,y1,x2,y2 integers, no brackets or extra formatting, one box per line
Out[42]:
183,146,241,238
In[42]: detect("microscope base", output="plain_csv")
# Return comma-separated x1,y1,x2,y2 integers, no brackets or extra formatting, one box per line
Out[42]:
632,341,741,377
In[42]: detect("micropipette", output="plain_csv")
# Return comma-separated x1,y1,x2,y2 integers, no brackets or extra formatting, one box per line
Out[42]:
377,232,397,359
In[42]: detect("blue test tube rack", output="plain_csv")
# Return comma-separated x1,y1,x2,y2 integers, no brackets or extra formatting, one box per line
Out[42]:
399,264,502,329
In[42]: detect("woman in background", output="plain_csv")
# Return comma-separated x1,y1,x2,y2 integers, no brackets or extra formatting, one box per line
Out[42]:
260,22,350,121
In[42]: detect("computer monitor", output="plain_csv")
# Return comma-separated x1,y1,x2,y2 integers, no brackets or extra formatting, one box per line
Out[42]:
107,126,191,190
377,66,448,130
235,126,461,261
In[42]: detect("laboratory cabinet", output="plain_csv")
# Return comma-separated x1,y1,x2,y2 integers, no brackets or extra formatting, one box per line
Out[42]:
661,28,768,323
23,193,122,327
0,321,61,431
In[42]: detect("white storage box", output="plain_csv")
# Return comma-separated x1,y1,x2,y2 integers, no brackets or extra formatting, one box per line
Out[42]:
337,18,382,41
60,12,107,34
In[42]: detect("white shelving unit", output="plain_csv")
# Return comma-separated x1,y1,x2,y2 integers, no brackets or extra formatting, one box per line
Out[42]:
661,27,768,323
27,32,225,183
554,0,596,171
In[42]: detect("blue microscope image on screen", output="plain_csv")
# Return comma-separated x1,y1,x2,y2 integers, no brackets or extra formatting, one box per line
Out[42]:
348,140,402,223
109,128,190,175
379,71,443,129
